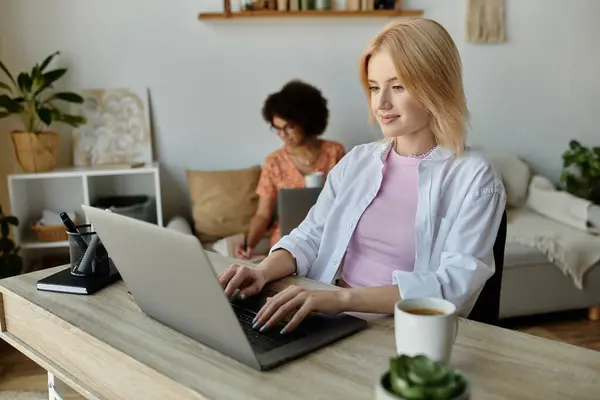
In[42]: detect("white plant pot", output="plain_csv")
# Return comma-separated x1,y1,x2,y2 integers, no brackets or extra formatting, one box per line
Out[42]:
375,372,470,400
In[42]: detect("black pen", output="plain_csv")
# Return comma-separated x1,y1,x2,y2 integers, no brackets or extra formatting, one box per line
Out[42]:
60,212,88,250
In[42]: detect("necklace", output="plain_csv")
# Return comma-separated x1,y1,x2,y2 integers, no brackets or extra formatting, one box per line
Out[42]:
394,138,438,159
408,145,438,159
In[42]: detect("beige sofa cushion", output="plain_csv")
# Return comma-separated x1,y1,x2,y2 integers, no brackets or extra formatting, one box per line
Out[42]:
483,151,531,208
187,166,261,242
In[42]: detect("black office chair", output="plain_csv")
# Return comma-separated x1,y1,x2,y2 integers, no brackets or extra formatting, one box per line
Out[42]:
468,210,507,326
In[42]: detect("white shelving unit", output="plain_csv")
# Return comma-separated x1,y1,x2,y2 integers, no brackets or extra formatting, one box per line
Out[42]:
7,163,163,263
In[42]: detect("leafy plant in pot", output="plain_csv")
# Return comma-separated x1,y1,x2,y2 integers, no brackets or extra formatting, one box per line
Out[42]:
0,205,22,279
0,51,87,173
376,355,469,400
560,140,600,205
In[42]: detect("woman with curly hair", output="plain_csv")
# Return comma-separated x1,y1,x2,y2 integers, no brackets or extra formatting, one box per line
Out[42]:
235,80,345,260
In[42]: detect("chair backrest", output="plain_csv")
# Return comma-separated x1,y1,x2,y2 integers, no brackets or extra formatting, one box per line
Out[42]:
467,210,507,325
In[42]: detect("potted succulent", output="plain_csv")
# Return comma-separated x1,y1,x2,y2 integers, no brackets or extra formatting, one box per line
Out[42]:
0,205,22,279
376,355,469,400
0,51,87,173
560,140,600,205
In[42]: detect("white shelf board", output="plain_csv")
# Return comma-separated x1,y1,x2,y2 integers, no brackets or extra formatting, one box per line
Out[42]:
8,162,159,180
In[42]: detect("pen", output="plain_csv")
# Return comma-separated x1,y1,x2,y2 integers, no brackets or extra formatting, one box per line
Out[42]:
60,212,88,251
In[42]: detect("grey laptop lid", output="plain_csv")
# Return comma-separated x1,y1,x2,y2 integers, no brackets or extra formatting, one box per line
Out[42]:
81,204,261,370
277,187,322,236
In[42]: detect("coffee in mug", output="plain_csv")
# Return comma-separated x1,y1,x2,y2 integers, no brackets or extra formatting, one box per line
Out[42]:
404,308,446,316
394,298,458,363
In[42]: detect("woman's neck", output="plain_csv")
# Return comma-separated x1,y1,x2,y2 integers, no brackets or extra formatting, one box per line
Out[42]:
287,137,321,154
393,126,437,157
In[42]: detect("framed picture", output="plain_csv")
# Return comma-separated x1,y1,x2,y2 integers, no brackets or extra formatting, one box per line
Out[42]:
72,87,153,167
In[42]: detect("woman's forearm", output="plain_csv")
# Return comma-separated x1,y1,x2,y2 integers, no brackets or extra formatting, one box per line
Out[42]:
337,285,401,315
257,249,297,283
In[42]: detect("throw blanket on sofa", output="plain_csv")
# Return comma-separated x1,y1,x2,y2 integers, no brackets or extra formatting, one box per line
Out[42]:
507,176,600,289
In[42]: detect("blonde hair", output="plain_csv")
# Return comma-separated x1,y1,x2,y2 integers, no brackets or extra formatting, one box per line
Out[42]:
359,18,469,155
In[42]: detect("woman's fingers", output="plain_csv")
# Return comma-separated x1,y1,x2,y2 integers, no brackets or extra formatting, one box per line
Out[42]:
223,266,251,298
260,294,305,332
237,278,262,298
217,264,238,289
280,301,313,334
254,286,304,327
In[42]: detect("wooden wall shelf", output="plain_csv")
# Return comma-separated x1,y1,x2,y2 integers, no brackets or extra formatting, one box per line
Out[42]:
198,9,424,20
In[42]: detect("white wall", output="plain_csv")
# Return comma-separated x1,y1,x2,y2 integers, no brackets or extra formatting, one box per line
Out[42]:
1,0,599,221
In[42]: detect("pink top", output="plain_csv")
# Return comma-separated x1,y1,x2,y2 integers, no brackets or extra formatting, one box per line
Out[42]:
341,150,420,287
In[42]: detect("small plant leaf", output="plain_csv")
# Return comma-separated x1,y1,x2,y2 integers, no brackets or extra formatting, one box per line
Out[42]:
40,68,67,88
59,114,87,127
17,72,33,94
31,64,40,80
0,59,17,87
31,65,44,92
0,95,21,113
569,140,581,150
46,91,84,104
39,51,60,72
37,107,53,126
0,236,14,253
0,81,11,93
4,216,18,226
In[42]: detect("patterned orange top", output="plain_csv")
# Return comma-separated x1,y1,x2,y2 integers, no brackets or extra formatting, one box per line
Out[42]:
256,139,346,249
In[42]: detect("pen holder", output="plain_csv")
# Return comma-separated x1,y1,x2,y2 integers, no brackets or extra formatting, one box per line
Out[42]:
67,224,110,277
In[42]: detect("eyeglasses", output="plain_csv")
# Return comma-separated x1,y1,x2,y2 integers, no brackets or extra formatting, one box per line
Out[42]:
270,123,295,137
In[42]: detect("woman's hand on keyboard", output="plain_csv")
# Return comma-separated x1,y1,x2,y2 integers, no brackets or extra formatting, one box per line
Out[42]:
252,285,344,334
218,264,267,300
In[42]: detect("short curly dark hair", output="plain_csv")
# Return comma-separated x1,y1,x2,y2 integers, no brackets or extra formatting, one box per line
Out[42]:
261,80,329,137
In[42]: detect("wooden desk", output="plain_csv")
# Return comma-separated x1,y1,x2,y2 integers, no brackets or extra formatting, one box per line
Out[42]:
1,252,599,400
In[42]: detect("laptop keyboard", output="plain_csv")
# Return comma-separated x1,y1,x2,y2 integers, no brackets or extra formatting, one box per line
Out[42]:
232,304,307,353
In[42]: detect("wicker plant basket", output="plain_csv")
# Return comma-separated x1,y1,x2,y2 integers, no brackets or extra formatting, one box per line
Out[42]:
11,131,60,173
31,223,69,242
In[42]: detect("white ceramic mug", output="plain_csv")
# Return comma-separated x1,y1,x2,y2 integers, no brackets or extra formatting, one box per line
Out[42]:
394,297,458,363
305,172,324,188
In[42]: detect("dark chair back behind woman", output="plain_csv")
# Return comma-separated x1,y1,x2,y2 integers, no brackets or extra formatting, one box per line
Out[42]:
468,210,507,326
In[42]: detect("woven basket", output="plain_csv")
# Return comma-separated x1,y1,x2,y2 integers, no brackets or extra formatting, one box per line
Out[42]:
31,223,68,242
11,131,60,173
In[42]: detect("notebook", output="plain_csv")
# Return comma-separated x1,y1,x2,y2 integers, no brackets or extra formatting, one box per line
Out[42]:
36,261,121,295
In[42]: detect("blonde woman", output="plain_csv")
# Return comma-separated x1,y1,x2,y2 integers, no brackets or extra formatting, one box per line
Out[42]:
218,18,506,334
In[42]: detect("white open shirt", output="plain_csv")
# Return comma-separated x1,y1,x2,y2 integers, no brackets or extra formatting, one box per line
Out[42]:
271,139,507,316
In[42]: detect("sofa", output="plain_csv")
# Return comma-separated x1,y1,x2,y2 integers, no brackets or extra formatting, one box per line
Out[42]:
175,152,600,321
501,241,600,319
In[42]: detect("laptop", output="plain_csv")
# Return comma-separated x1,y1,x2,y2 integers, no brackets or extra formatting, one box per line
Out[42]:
278,187,322,236
81,205,367,371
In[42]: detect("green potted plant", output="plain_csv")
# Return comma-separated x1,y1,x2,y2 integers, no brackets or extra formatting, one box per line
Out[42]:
560,140,600,205
375,355,469,400
0,205,22,279
0,51,87,173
